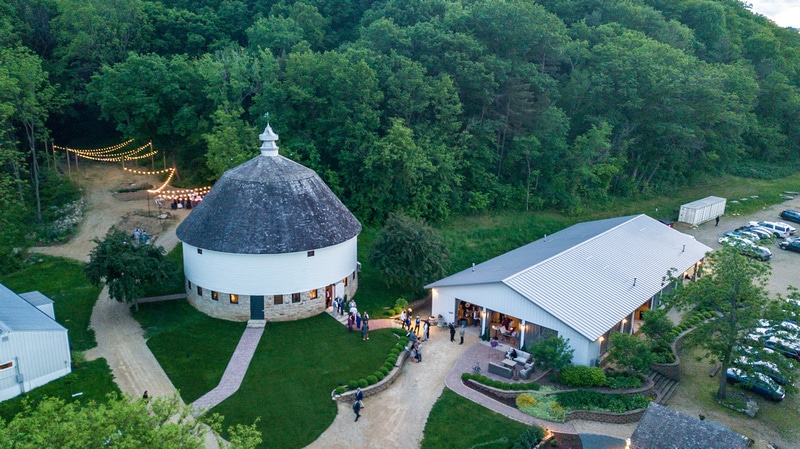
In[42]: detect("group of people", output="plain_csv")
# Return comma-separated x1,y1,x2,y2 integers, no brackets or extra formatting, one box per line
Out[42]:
337,297,370,340
448,321,466,344
132,228,149,245
406,328,423,363
399,310,431,341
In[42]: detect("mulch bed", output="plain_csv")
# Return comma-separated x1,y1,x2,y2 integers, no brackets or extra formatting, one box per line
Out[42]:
464,380,583,449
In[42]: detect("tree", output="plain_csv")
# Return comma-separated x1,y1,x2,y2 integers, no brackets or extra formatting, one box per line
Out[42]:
84,228,174,311
527,335,573,372
664,246,797,399
0,393,261,449
608,332,653,374
369,212,449,292
639,309,674,346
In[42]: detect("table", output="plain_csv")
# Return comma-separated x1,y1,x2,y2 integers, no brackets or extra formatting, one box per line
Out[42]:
502,359,517,369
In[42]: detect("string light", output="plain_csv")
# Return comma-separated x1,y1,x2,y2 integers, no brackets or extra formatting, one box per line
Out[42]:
54,139,134,154
123,167,173,175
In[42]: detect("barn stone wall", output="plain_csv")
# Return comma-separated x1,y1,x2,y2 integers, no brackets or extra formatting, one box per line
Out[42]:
185,270,359,322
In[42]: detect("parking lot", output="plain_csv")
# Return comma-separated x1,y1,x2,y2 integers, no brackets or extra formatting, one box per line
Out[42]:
676,195,800,299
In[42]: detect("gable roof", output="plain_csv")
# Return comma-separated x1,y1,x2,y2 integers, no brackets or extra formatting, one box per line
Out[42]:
427,215,711,341
0,284,65,334
631,403,748,449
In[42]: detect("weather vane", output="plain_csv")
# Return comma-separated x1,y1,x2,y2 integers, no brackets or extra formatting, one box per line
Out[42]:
264,112,270,125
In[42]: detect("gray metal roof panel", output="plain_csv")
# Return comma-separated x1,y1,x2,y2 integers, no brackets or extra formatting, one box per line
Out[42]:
19,291,53,307
0,284,65,332
426,216,634,289
631,403,748,449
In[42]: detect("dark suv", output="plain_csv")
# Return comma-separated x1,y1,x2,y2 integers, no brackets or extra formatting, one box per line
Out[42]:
780,239,800,253
780,209,800,224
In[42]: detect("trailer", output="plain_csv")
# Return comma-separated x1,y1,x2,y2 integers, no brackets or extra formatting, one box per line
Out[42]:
678,196,726,226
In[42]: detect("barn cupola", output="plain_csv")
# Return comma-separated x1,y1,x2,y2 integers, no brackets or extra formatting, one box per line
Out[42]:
259,124,279,157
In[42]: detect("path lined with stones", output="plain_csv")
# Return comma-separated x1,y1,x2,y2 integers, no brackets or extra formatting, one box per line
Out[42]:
192,326,265,414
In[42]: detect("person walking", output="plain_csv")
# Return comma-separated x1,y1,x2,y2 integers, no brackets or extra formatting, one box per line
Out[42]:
715,215,720,226
459,324,466,345
353,398,362,422
449,322,456,342
355,387,364,404
414,316,421,334
400,310,407,329
423,320,430,341
362,315,369,341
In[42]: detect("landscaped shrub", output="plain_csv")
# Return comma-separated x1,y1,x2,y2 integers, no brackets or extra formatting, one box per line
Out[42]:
348,380,358,389
516,393,538,408
366,375,378,385
380,366,390,376
375,371,385,381
461,372,471,381
651,342,676,363
554,390,650,413
462,372,540,391
605,373,643,389
512,425,545,449
387,355,398,365
557,366,607,387
358,378,368,388
383,362,394,372
334,386,346,395
390,348,400,356
516,394,567,422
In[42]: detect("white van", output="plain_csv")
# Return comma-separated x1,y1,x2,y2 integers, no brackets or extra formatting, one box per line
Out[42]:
750,221,796,238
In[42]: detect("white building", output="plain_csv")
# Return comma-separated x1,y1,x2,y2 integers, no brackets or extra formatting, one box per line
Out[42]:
427,215,711,366
0,284,71,401
176,125,362,322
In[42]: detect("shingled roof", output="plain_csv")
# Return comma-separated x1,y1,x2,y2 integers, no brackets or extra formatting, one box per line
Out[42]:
630,403,749,449
176,125,361,254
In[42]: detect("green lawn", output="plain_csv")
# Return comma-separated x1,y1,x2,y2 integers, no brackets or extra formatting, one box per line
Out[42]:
141,243,185,297
134,300,245,403
421,388,532,449
0,358,119,421
0,255,102,351
211,314,397,449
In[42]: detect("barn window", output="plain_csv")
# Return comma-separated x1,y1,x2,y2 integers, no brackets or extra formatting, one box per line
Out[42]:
292,293,301,303
274,294,283,305
197,286,203,296
307,250,315,257
309,289,318,299
197,248,203,254
187,280,192,289
230,294,238,304
212,291,218,301
0,361,12,371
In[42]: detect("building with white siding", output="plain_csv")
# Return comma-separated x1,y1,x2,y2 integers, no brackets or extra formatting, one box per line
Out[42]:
176,125,362,322
0,284,71,401
426,215,711,366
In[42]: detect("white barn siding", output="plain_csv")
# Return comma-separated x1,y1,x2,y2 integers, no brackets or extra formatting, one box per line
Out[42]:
432,284,598,365
0,330,71,401
183,237,357,295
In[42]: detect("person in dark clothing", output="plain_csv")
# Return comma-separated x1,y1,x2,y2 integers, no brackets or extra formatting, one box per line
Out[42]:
715,215,720,226
449,322,456,342
353,398,362,422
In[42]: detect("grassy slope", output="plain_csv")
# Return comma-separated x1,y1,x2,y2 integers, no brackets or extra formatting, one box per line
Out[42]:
211,314,397,449
135,300,245,403
421,388,532,449
0,255,102,351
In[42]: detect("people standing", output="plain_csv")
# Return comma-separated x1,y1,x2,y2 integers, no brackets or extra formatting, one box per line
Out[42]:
400,310,407,329
423,320,430,341
356,313,362,329
415,341,422,362
362,314,369,341
353,398,362,422
142,390,149,400
449,322,456,342
715,215,720,227
347,313,354,332
414,316,421,334
459,324,466,345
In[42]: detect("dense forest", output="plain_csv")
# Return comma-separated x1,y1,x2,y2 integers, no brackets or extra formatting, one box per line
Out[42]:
2,0,800,255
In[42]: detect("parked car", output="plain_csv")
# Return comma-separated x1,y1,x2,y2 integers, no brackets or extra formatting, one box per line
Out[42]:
734,226,773,240
733,355,791,385
725,230,762,241
718,235,772,261
726,367,785,401
779,209,800,224
780,239,800,253
750,221,796,238
764,336,800,360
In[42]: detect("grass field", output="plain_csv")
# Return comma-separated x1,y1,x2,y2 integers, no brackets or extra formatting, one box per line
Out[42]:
0,255,102,351
210,314,398,449
421,388,533,449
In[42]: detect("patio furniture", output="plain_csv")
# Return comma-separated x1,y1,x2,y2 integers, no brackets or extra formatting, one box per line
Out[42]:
518,363,535,380
488,361,513,379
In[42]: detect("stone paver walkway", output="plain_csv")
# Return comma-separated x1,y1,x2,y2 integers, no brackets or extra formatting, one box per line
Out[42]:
444,342,578,434
192,326,265,414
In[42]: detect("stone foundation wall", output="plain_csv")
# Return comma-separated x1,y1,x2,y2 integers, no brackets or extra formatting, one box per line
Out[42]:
186,270,359,322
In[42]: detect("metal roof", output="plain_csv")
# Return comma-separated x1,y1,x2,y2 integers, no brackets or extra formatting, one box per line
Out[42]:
682,195,726,209
631,403,748,449
0,284,65,333
427,215,711,341
19,291,53,307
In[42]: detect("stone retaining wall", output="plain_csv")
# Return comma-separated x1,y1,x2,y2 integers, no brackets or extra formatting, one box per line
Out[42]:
649,327,693,382
333,349,410,403
465,375,655,400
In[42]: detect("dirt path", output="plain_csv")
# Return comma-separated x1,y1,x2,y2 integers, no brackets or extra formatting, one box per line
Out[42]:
306,325,473,449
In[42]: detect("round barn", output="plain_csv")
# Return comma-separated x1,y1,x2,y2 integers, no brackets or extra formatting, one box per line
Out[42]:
176,125,361,322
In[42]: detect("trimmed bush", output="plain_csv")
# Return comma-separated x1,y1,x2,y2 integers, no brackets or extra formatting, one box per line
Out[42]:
606,373,643,389
383,363,394,372
390,348,400,356
554,390,650,413
380,366,390,376
387,355,398,365
375,371,385,381
334,386,346,395
557,366,607,387
366,375,378,385
461,372,471,381
348,380,359,389
516,393,538,408
358,378,368,388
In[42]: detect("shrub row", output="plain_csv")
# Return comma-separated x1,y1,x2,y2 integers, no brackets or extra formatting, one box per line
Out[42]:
557,366,606,388
554,390,651,413
665,311,714,342
605,373,643,389
343,341,406,394
462,372,540,391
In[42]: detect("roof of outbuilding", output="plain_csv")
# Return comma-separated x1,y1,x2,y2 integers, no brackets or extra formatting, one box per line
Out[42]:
176,126,361,254
426,214,712,341
0,283,65,333
631,403,749,449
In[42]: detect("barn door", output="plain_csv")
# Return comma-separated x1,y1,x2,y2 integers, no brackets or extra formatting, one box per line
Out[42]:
250,295,264,320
